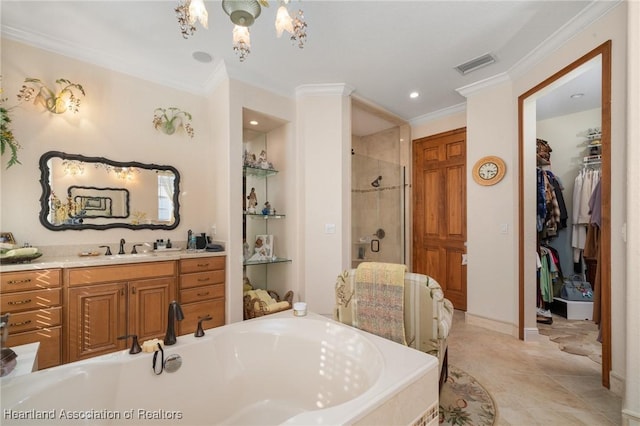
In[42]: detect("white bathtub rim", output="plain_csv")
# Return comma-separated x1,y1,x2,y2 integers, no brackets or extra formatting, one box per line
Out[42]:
1,311,438,425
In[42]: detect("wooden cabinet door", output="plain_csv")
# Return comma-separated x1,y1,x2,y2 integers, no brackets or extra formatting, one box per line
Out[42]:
67,283,127,362
129,277,174,342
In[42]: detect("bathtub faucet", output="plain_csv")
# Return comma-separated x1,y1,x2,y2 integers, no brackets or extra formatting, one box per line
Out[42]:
164,300,184,346
1,314,18,377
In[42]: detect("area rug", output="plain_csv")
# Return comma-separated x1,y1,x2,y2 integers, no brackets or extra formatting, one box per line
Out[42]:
439,365,497,426
537,314,601,364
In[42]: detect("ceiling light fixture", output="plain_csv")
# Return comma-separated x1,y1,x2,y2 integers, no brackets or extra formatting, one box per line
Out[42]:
570,93,585,99
174,0,307,62
249,120,259,126
409,92,420,99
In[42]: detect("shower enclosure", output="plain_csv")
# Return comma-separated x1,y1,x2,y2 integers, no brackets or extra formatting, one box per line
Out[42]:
351,153,405,266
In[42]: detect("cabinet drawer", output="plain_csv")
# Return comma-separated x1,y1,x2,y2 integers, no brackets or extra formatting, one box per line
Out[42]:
179,299,225,335
66,261,176,286
180,256,225,274
180,284,224,304
5,307,62,333
6,326,62,369
1,288,62,313
180,270,225,289
1,269,61,293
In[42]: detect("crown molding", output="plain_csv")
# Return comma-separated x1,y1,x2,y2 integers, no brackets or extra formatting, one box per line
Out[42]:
1,25,208,96
508,0,622,80
409,102,467,127
447,1,621,102
456,72,511,98
203,61,229,95
295,83,355,98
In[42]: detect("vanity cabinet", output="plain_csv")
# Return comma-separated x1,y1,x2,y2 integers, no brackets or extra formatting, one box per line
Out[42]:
0,269,63,369
65,261,176,363
178,256,226,335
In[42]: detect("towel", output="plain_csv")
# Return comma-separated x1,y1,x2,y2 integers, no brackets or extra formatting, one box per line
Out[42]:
354,262,407,345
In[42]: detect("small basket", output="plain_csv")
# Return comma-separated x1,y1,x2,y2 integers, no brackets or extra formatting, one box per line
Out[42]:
243,289,294,320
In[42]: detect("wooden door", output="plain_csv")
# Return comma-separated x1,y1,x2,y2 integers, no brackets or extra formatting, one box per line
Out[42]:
413,128,467,310
67,283,127,362
129,277,174,342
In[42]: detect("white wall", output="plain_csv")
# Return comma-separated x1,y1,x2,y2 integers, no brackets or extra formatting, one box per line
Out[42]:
624,2,640,423
464,79,520,333
0,39,213,248
296,84,353,315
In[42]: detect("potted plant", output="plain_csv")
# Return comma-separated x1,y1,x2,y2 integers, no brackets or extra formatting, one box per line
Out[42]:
0,93,21,168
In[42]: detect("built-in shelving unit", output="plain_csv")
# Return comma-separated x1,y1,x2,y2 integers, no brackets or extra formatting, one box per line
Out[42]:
242,121,291,304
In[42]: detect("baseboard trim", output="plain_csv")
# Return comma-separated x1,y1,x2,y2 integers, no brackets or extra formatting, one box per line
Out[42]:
465,312,518,337
609,370,625,397
622,408,640,424
523,327,544,342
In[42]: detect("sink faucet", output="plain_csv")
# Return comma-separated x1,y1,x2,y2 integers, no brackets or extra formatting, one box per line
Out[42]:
164,300,184,346
119,238,126,255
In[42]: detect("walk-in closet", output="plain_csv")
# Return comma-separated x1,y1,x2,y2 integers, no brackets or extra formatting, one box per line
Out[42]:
534,60,602,364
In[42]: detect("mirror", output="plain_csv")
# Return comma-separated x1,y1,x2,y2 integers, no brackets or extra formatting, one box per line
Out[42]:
69,186,130,218
39,151,181,230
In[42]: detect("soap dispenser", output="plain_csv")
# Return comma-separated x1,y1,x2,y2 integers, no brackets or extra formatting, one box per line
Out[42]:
187,230,196,251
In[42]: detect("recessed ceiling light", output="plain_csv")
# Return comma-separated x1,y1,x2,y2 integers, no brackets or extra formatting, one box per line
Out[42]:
570,93,585,99
249,120,259,126
192,51,213,63
409,92,419,99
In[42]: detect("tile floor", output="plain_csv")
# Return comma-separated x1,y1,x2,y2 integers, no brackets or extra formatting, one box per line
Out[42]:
447,310,622,425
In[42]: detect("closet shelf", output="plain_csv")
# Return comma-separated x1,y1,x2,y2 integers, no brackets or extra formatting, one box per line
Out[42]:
583,154,602,164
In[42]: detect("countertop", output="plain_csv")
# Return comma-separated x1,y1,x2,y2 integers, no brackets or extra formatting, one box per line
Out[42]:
0,249,226,273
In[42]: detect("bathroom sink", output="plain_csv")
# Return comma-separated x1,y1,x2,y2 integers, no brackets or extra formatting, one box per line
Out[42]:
104,253,157,260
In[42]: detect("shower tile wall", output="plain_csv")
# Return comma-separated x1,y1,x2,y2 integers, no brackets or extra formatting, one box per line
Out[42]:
352,127,403,266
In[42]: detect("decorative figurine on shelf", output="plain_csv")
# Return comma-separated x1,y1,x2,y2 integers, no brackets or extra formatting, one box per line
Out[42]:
246,187,258,213
258,150,269,169
262,201,272,215
244,149,257,167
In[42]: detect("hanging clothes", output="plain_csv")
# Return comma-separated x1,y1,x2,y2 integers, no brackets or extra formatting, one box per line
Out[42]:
536,168,568,239
571,168,601,263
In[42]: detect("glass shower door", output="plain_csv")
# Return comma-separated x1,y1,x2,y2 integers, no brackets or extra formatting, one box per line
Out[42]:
351,154,404,267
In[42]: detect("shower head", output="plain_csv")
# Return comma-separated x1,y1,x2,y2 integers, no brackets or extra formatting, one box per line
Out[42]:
371,176,382,187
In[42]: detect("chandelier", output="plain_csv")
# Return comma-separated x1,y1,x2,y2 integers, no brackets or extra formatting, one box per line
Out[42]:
175,0,307,62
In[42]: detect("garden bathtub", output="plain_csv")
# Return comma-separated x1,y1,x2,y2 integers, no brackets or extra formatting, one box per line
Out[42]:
1,311,439,425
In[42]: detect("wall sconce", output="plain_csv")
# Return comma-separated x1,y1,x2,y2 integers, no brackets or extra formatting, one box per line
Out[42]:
153,107,195,138
17,78,85,114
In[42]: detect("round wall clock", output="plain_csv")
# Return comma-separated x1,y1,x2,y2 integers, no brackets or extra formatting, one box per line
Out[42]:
472,156,506,186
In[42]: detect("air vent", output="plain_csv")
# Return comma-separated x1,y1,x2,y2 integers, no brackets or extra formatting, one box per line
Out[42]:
455,53,496,75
